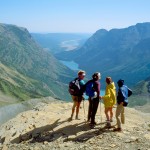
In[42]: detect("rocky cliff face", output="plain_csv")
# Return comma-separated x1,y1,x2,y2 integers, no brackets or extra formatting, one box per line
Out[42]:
0,99,150,150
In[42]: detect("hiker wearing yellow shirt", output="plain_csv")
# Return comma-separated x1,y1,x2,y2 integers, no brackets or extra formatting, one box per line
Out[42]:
100,77,116,123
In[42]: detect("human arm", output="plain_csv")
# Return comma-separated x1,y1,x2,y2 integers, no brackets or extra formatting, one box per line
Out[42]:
95,81,100,99
101,87,110,101
117,88,125,104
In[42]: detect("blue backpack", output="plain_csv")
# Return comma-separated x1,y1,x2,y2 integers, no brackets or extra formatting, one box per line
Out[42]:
85,80,95,97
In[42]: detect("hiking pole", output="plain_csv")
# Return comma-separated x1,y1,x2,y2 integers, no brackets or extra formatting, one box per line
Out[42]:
83,99,86,122
99,99,102,126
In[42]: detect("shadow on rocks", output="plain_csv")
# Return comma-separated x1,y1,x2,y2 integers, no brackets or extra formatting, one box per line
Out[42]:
29,121,91,143
11,119,116,144
64,122,116,142
10,119,67,144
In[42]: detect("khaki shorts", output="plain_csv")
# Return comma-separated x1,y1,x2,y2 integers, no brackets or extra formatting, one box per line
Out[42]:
71,95,83,103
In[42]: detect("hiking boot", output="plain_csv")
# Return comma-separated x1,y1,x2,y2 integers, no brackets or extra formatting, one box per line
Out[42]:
110,119,113,122
113,128,122,132
106,122,111,128
68,117,73,121
90,121,97,125
75,116,80,120
68,114,73,121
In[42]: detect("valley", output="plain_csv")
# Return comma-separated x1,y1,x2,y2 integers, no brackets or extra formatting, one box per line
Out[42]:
0,23,76,101
1,23,150,127
56,23,150,88
31,33,91,54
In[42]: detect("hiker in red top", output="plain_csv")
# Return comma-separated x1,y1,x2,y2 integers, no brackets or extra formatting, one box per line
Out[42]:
86,72,101,126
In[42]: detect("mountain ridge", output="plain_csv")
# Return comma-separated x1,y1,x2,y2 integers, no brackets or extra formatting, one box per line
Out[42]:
56,22,150,87
0,23,75,100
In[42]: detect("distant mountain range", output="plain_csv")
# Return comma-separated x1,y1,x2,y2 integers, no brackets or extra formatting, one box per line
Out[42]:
0,24,75,101
31,33,91,54
56,22,150,87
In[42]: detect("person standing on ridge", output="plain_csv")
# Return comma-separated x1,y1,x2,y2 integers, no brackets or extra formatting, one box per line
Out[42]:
100,77,116,127
114,79,132,132
86,72,101,126
69,70,86,120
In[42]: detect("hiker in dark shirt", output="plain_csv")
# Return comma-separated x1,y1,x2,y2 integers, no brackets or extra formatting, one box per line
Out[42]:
114,79,132,132
87,72,101,126
69,70,86,120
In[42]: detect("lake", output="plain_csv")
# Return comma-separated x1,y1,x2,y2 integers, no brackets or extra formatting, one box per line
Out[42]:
60,60,105,96
59,60,80,70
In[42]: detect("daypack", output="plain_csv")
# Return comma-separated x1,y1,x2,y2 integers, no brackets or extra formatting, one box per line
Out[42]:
128,88,132,97
68,78,80,96
85,80,95,97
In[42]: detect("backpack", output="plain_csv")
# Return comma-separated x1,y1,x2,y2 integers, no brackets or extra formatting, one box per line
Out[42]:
85,80,95,97
128,88,132,97
68,78,80,96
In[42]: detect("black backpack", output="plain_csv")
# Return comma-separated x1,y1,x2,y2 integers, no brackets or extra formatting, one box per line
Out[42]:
68,78,80,96
128,88,132,97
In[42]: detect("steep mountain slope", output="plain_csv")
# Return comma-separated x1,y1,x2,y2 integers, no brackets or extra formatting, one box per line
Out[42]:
31,33,91,54
56,23,150,87
129,76,150,111
0,91,19,107
0,62,49,101
0,24,75,100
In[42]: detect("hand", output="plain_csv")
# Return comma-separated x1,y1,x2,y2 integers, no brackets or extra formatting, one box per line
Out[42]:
120,102,124,105
99,96,102,100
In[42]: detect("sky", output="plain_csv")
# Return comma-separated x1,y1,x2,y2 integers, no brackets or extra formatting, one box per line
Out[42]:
0,0,150,33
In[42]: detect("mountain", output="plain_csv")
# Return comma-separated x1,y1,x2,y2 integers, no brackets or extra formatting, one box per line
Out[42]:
0,23,75,101
56,23,150,87
129,76,150,110
31,33,91,54
0,100,150,149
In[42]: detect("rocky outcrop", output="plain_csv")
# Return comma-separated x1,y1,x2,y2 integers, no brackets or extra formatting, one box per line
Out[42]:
0,100,150,150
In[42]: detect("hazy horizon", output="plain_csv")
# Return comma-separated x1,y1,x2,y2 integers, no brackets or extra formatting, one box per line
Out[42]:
1,0,150,33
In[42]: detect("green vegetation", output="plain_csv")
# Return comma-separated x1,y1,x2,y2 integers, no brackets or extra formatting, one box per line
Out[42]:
0,23,75,102
0,62,51,101
129,78,150,107
129,96,149,107
56,23,150,88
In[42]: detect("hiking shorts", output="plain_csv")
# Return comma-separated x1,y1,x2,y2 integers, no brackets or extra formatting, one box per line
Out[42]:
71,95,83,103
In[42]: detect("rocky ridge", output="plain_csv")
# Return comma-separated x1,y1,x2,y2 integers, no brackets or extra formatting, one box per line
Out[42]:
0,100,150,150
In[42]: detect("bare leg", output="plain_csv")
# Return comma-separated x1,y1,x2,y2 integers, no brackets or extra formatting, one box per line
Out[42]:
76,102,81,119
105,108,110,121
71,101,77,119
109,107,113,121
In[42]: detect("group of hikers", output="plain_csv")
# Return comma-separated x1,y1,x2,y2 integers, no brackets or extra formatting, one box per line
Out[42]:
69,70,132,132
